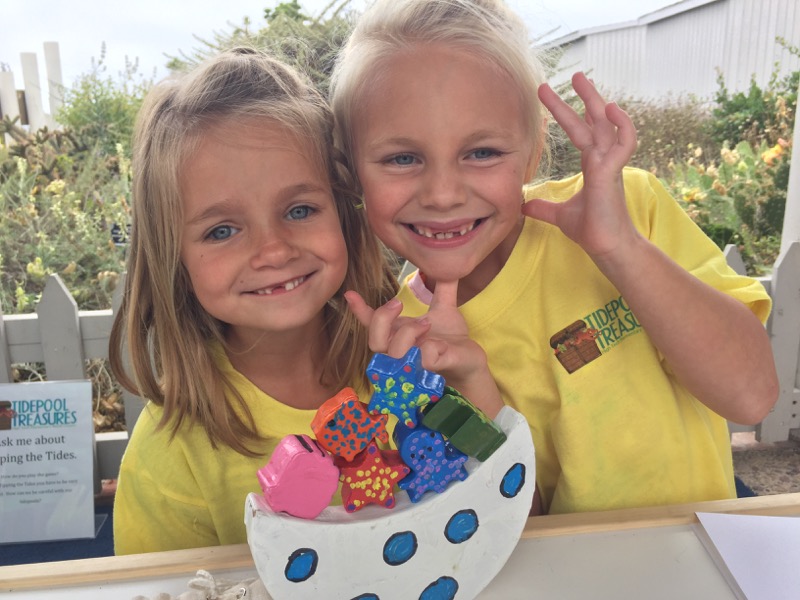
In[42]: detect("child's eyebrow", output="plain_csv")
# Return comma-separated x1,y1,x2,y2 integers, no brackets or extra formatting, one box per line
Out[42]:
364,135,417,149
461,128,516,145
185,199,240,226
184,183,331,225
366,129,515,151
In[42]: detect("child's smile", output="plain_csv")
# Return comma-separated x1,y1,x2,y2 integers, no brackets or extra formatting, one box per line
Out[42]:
352,42,534,296
407,217,484,244
247,275,309,296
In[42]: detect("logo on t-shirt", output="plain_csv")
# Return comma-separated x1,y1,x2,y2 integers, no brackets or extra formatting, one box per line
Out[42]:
551,295,643,373
550,320,601,374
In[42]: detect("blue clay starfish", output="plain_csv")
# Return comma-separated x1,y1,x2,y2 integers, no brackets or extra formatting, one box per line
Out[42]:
366,347,445,427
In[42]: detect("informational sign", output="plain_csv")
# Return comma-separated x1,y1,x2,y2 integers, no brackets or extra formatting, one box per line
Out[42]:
0,380,95,544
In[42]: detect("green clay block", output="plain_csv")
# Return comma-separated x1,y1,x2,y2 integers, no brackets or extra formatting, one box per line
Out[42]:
448,415,507,461
421,392,473,435
422,387,506,461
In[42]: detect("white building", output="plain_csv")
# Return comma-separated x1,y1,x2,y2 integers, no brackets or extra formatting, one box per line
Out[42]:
544,0,800,101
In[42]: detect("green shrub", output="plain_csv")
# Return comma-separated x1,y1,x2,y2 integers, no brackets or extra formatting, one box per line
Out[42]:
0,45,144,314
56,44,152,159
661,139,789,274
709,38,798,149
0,136,130,313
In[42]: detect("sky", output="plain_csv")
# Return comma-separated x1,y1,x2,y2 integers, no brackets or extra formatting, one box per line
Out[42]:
0,0,676,106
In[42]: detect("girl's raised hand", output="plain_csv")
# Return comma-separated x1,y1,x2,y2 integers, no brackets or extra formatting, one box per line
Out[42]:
522,72,640,262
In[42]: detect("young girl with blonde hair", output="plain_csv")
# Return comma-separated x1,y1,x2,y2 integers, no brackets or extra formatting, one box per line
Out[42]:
331,0,778,515
109,47,398,553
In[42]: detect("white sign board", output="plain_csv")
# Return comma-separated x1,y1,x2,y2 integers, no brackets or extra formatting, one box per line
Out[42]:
0,380,95,543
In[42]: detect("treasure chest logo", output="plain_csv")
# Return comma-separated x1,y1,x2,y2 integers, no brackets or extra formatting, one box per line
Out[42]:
0,400,15,430
550,320,600,374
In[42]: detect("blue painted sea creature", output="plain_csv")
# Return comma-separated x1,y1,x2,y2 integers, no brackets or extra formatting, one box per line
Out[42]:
367,347,445,427
393,421,468,502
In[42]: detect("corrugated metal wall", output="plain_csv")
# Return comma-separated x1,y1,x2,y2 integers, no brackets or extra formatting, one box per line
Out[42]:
546,0,800,100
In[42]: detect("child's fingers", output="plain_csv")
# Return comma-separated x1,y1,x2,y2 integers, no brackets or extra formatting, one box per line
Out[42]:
538,81,592,151
521,197,560,226
418,337,449,373
572,72,608,126
343,290,376,328
386,318,431,359
572,73,624,152
367,298,405,352
430,280,459,312
345,292,404,352
605,102,638,164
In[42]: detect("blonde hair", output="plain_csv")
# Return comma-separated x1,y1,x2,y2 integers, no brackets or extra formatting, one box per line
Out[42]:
109,47,398,455
330,0,550,185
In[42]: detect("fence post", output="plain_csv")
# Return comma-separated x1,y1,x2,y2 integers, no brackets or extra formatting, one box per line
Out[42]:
43,41,64,118
0,302,14,383
36,275,87,380
723,244,746,276
20,53,47,132
758,242,800,442
36,274,101,493
0,70,20,146
779,79,800,255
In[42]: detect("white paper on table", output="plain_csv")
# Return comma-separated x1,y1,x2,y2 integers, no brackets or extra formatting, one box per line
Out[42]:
694,511,800,600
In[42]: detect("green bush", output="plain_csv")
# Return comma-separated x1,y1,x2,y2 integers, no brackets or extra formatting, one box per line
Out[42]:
709,38,798,149
56,45,152,159
661,138,789,275
0,45,147,314
0,130,131,313
657,41,796,275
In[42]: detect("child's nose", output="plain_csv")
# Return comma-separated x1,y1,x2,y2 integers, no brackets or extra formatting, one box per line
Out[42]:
250,231,299,268
419,163,467,210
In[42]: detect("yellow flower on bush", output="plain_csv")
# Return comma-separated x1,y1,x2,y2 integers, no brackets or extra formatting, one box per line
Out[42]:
45,179,67,196
682,187,705,203
761,143,783,166
26,257,47,282
721,147,739,165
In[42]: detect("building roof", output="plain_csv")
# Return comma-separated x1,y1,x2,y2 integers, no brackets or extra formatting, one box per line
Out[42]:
542,0,722,48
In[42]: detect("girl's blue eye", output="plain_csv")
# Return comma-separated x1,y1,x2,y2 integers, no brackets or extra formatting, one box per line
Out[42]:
390,154,416,166
471,148,498,160
207,225,237,241
287,205,313,220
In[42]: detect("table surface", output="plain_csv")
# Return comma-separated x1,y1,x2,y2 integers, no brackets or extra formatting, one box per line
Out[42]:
4,493,800,599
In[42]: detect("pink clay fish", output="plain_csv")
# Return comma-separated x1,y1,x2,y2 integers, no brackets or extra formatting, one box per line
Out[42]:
258,434,339,519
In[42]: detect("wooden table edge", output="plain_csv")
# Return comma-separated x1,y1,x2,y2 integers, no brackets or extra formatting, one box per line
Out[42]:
4,492,800,592
521,492,800,538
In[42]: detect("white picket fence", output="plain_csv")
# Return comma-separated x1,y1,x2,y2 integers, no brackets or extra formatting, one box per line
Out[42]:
0,42,64,144
1,243,799,490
